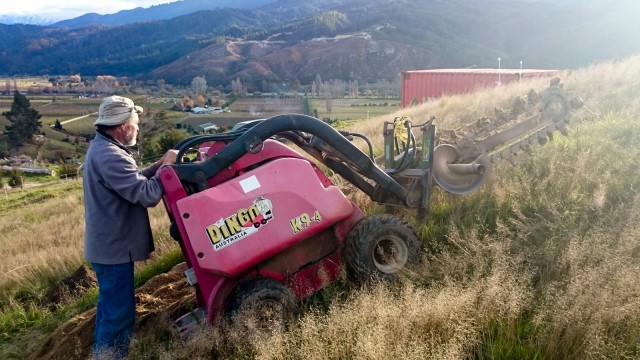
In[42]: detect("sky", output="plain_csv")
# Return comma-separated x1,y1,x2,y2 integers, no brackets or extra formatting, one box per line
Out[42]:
0,1,172,21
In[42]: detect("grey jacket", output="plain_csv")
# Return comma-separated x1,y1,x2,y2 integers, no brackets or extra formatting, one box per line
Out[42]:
83,131,164,264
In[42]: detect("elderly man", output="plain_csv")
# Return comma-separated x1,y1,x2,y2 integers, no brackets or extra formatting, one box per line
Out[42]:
83,95,178,359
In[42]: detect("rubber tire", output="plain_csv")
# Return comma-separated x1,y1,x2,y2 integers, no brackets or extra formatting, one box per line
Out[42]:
344,214,421,283
225,277,298,339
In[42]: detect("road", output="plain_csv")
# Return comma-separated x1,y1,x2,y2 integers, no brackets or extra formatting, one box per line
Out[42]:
60,112,98,125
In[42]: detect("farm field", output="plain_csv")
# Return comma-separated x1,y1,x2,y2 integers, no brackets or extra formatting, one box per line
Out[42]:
2,94,401,139
229,95,303,115
37,98,102,135
2,93,311,163
309,97,401,122
1,95,101,133
0,76,51,92
181,96,306,130
180,112,262,131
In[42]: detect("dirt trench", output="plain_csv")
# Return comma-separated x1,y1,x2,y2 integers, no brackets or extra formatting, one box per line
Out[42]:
28,262,195,360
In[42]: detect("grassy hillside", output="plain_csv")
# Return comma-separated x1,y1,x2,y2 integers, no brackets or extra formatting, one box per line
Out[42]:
1,54,639,359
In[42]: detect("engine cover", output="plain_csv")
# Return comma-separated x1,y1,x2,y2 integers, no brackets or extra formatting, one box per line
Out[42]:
175,157,354,277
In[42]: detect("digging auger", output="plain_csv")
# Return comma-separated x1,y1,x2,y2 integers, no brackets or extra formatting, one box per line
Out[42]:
377,77,583,219
426,77,584,194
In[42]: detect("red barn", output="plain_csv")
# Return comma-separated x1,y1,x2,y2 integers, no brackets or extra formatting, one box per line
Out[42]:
401,69,566,107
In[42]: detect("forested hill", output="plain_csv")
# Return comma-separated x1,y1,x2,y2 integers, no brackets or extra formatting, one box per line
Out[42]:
0,0,638,88
52,0,280,29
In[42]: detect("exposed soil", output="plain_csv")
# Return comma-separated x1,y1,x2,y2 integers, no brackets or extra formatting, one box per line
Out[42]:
41,265,97,311
28,262,195,360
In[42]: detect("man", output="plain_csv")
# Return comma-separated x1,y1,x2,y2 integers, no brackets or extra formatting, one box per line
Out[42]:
83,95,178,359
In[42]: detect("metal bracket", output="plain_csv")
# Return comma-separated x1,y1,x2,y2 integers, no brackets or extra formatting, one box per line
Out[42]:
184,267,198,286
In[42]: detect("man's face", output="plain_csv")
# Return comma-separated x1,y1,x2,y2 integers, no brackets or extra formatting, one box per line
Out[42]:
122,113,140,146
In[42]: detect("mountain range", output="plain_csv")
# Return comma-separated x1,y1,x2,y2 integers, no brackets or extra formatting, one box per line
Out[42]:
0,0,638,90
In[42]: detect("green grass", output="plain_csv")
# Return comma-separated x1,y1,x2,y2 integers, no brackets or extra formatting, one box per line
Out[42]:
0,302,53,344
134,248,185,288
309,97,401,122
477,317,543,360
0,181,80,212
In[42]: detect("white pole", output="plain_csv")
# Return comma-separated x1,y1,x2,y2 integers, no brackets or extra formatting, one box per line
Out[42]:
519,60,523,83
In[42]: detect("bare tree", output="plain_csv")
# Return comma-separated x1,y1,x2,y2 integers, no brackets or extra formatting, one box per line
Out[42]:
94,75,117,94
377,79,390,99
325,92,333,113
236,78,243,95
331,79,344,98
314,73,323,96
191,76,207,95
350,79,359,98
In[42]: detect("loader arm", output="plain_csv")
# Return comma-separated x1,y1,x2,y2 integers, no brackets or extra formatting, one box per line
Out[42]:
170,114,412,207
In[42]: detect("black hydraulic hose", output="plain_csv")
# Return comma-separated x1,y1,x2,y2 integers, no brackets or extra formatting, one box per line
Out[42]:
388,125,416,175
348,132,375,161
401,131,417,171
170,114,409,204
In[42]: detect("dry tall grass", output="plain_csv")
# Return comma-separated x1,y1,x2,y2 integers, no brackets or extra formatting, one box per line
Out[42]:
0,186,85,301
0,181,177,318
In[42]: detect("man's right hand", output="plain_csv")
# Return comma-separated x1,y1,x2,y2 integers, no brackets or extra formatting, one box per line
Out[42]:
155,149,179,168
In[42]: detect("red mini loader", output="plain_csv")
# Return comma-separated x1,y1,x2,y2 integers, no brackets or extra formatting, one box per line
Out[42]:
159,81,579,335
159,114,431,335
160,78,582,331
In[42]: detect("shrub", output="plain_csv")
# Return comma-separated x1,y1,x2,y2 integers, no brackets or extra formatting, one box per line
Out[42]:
0,141,9,158
58,163,79,179
7,168,24,187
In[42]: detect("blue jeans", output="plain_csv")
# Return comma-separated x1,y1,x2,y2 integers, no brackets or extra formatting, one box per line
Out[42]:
92,262,136,359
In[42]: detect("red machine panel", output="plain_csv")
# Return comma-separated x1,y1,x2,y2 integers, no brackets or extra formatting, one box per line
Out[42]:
175,157,354,277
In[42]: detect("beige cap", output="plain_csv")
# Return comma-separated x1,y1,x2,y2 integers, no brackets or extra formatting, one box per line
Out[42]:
95,95,143,126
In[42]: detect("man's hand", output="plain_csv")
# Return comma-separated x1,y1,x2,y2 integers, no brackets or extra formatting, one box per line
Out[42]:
155,149,179,167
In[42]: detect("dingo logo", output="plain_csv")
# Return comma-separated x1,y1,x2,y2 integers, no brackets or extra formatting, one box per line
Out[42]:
206,196,274,251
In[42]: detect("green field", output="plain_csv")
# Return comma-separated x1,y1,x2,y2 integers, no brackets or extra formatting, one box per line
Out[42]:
0,76,51,91
31,97,189,135
309,97,401,122
3,95,401,136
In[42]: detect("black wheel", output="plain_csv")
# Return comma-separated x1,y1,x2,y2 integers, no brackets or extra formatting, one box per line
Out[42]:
225,277,298,339
344,214,421,283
